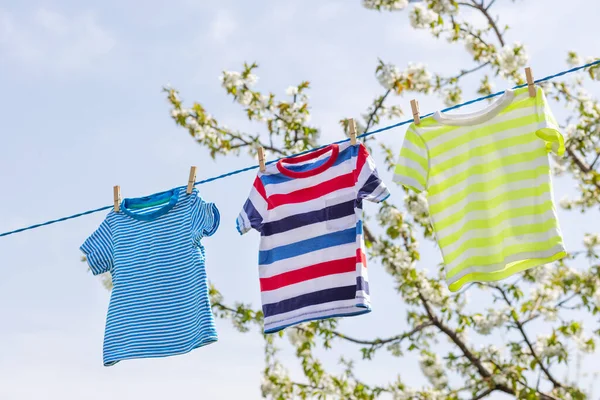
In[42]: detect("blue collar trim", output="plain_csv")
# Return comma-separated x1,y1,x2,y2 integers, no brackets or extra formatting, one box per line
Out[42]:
121,188,180,221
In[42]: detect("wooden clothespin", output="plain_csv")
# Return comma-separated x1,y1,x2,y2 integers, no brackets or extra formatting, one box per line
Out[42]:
257,147,266,173
525,67,536,98
410,99,421,125
348,118,357,145
187,166,197,194
113,185,121,212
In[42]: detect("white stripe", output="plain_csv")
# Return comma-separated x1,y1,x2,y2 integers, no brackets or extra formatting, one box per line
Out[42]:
401,134,428,156
259,242,357,278
427,154,549,206
426,99,534,149
396,156,428,178
430,144,547,196
266,186,357,222
266,157,355,195
435,195,555,235
447,244,565,286
432,120,541,166
260,271,359,304
444,222,562,269
430,175,549,221
392,174,424,191
264,299,369,331
259,215,356,251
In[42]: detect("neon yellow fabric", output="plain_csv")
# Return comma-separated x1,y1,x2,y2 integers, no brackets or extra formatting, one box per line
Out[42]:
392,87,567,291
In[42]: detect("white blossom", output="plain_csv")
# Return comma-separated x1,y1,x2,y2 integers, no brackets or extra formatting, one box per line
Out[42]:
376,63,402,90
285,86,298,96
170,108,191,119
409,4,438,29
419,353,448,389
404,192,429,219
496,42,528,78
572,331,595,353
430,0,459,15
593,286,600,308
567,52,582,67
363,0,409,11
472,308,509,335
99,272,113,290
238,90,253,106
244,73,258,87
530,263,553,283
219,70,243,89
558,196,572,209
585,56,600,81
583,233,600,251
376,62,432,92
286,325,307,346
419,278,451,307
541,307,559,322
534,335,565,359
219,70,258,90
531,284,561,303
405,62,432,92
393,387,418,400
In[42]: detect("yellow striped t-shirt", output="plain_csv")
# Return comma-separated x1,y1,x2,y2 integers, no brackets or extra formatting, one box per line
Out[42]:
393,87,567,291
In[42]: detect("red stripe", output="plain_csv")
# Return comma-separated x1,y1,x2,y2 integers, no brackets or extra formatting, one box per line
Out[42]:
254,177,268,202
355,143,368,184
267,173,355,210
356,248,367,268
260,257,357,291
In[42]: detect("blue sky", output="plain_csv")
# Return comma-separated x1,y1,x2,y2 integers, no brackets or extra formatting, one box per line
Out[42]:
0,1,599,399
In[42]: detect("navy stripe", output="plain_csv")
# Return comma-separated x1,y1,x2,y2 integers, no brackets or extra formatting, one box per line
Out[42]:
242,199,262,229
358,173,382,199
259,227,356,265
356,276,369,294
261,200,355,236
262,285,358,317
261,145,357,186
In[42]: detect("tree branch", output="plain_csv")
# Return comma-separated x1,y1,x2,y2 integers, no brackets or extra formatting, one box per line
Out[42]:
440,62,491,86
326,322,433,347
590,151,600,169
567,147,600,190
364,89,392,132
471,388,494,400
472,2,505,46
418,293,489,379
418,290,516,396
485,0,498,11
492,285,563,388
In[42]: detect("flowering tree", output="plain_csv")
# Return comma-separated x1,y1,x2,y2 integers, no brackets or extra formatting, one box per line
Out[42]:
161,1,600,399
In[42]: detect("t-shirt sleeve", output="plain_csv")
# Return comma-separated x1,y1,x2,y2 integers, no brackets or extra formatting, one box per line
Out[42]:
535,87,565,157
356,143,390,203
191,191,221,238
236,176,269,234
393,125,430,193
80,219,113,276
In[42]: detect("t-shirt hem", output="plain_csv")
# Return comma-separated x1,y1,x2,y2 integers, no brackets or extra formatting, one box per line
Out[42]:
392,174,424,193
447,250,567,292
102,335,218,367
264,307,371,334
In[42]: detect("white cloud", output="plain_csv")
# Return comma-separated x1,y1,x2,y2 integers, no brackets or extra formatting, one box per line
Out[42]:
209,9,236,42
0,8,115,74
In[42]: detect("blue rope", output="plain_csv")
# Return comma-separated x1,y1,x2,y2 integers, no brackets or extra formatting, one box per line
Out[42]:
1,59,599,238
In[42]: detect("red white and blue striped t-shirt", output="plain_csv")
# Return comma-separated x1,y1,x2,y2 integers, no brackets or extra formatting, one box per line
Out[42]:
236,142,390,333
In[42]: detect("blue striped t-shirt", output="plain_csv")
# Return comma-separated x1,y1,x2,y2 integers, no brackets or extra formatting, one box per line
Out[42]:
81,187,220,366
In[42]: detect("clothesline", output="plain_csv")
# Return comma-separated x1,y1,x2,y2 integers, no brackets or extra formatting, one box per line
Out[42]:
1,59,599,239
